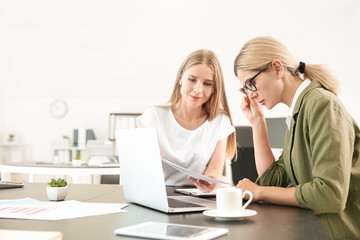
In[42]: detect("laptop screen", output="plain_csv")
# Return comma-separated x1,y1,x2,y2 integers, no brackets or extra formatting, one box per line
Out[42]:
115,128,169,212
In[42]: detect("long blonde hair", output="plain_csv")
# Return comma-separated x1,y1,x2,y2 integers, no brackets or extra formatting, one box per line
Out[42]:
169,49,236,159
234,36,340,95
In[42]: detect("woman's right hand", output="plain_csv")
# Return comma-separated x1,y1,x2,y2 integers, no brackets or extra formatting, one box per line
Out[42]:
240,89,264,126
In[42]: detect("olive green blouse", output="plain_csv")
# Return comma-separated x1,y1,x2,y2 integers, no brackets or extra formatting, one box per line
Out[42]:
256,80,360,240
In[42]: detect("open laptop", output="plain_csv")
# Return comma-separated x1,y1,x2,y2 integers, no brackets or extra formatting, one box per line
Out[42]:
115,127,216,213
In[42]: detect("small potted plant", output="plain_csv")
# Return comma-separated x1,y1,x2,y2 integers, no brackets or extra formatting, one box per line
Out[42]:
47,178,68,201
72,150,83,167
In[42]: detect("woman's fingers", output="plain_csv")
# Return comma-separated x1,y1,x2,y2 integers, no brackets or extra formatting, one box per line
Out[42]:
240,88,248,95
188,176,217,193
241,96,250,110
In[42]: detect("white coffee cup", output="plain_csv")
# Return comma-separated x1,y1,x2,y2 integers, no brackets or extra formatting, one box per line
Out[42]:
216,187,253,216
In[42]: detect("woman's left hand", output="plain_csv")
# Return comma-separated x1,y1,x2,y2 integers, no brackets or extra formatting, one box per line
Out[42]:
236,178,261,202
188,175,221,193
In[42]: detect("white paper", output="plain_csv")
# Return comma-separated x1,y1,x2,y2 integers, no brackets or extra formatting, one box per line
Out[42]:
0,198,128,220
162,159,231,185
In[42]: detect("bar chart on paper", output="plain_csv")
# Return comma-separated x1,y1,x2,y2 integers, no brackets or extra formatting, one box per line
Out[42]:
0,198,128,220
0,205,57,220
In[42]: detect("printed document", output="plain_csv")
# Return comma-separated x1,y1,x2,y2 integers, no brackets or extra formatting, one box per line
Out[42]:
0,198,128,220
162,159,231,185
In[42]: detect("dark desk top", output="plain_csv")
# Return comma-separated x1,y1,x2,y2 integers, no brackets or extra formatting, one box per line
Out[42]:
0,183,330,240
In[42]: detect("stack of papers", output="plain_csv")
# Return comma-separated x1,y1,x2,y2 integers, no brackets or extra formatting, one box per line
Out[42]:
0,198,128,220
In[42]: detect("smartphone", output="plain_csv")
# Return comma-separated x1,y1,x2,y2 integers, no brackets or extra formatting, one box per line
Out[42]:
114,221,228,240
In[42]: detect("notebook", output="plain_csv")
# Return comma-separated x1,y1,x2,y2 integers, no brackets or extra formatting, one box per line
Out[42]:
0,181,24,189
0,229,62,240
115,128,216,213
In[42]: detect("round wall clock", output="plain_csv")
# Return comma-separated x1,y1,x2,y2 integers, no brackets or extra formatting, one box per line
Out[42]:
49,99,69,118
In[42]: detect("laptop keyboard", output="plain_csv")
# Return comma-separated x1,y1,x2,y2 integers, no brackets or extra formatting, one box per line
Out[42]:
167,197,204,208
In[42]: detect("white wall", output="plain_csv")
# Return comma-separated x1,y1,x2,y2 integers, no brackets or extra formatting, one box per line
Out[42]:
1,0,359,162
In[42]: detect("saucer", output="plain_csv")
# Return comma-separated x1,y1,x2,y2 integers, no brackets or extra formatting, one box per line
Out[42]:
203,209,257,220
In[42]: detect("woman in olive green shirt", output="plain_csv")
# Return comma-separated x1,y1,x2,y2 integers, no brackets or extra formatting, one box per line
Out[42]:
233,36,360,240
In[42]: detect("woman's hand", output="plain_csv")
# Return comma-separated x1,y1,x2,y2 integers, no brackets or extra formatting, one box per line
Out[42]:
236,178,262,202
188,175,221,193
236,178,298,206
240,89,264,126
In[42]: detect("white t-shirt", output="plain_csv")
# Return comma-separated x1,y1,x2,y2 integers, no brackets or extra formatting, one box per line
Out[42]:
286,79,311,130
136,106,235,186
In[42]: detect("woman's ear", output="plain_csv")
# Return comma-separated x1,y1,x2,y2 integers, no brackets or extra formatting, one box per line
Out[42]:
272,59,284,78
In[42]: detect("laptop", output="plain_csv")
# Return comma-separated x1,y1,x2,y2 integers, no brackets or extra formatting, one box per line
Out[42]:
0,181,24,189
115,127,216,213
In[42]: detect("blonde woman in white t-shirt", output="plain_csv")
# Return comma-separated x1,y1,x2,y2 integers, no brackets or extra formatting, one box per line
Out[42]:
137,49,236,192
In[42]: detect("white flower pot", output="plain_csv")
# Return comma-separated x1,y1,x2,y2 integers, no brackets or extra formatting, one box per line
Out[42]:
46,186,68,201
72,160,82,167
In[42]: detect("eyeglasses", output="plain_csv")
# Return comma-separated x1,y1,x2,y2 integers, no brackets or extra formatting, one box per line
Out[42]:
242,69,265,93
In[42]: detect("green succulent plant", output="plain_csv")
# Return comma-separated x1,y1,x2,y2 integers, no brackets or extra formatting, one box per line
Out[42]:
47,178,68,187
